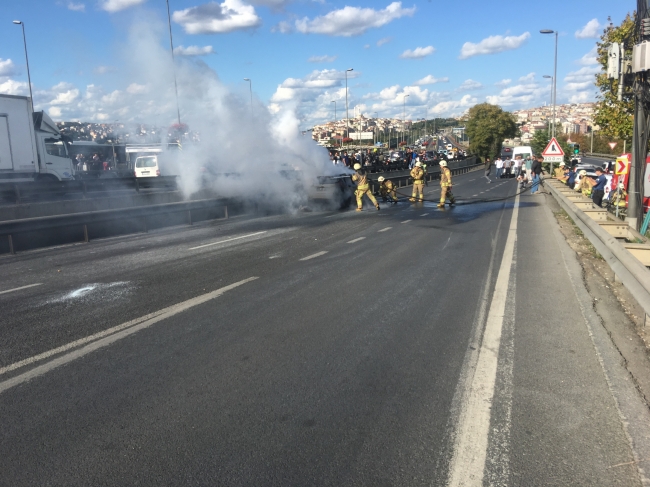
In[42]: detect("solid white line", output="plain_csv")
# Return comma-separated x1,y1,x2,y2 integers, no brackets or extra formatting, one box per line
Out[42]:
401,220,412,223
0,283,42,296
347,237,366,244
420,213,429,217
472,194,478,197
0,277,259,393
300,251,328,261
188,231,267,250
447,192,520,487
378,227,392,232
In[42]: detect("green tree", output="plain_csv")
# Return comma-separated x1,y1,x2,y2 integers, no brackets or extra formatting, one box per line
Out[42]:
593,14,635,141
465,103,518,158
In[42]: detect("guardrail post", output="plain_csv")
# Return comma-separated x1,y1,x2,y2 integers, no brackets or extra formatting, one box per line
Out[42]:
187,209,192,225
8,235,14,255
83,224,89,243
13,184,21,205
224,205,229,219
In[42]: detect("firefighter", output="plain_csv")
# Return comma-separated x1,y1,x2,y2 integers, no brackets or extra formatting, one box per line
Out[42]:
610,182,627,209
378,176,398,203
351,163,380,211
438,160,456,208
410,161,425,202
554,161,566,179
574,170,593,197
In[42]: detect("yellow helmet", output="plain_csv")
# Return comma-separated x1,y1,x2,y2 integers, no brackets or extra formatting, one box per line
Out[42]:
353,163,361,170
579,170,587,176
415,161,422,167
378,176,385,182
439,161,447,167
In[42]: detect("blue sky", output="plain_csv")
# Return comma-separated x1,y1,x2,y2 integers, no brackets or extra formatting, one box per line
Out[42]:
0,0,632,128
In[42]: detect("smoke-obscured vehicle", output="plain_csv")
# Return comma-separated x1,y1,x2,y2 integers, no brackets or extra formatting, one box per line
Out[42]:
134,156,161,178
307,174,356,209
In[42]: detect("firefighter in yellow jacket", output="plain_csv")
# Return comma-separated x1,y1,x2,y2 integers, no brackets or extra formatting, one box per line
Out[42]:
410,161,425,202
554,161,567,179
438,160,456,208
351,163,380,211
378,176,398,203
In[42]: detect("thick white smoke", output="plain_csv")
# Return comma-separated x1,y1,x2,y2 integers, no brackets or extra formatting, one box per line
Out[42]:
118,16,340,210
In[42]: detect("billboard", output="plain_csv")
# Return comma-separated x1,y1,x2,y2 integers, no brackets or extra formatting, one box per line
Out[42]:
350,132,374,140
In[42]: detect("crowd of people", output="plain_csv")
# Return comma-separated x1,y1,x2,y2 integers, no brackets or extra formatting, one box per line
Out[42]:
484,154,544,194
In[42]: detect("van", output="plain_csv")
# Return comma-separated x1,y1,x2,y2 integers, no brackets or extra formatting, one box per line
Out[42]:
134,155,160,178
511,146,533,162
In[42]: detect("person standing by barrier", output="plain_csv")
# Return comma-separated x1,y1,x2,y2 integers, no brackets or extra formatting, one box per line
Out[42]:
553,162,566,179
438,160,455,207
410,161,425,202
524,156,533,182
378,176,398,204
484,157,492,183
352,163,380,211
531,155,543,194
495,158,504,179
591,168,607,207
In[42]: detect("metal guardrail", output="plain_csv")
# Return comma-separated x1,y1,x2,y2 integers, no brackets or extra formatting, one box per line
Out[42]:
584,152,619,160
370,161,483,194
545,179,650,320
0,176,178,205
0,197,229,255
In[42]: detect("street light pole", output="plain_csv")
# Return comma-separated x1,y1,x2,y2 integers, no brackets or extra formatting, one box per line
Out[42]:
543,74,554,135
540,30,558,139
345,68,353,148
164,0,181,126
243,78,253,121
12,21,33,111
403,94,409,146
374,111,378,146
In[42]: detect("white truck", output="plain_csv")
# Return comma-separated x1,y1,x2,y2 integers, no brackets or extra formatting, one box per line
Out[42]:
0,94,75,182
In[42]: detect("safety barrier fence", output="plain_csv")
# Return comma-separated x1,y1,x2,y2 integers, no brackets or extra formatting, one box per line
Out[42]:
584,152,619,160
0,197,230,255
545,178,650,323
0,176,178,205
370,161,483,194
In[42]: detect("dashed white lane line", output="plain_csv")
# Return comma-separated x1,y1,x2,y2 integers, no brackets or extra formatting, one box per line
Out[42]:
0,277,259,391
420,213,429,217
300,251,329,261
189,231,268,250
472,194,478,197
347,237,366,244
378,227,392,232
401,220,412,223
0,283,43,296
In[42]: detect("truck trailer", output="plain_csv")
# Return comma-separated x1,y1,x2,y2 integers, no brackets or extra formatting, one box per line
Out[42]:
0,94,75,182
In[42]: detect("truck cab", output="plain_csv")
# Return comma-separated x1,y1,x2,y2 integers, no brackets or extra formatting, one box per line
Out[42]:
32,111,75,181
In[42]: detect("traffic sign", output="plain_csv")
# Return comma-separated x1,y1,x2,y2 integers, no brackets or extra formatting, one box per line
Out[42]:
615,159,629,175
542,137,565,157
609,142,618,150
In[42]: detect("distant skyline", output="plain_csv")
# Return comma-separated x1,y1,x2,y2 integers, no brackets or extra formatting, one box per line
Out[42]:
0,0,630,128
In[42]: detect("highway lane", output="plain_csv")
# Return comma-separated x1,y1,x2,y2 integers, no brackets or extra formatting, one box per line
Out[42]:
0,171,645,485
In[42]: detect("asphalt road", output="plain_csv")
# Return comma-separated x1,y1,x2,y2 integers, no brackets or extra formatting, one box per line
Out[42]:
0,169,648,486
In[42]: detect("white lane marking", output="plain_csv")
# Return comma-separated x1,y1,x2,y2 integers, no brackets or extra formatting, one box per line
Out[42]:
300,251,328,261
447,193,520,487
442,234,452,250
0,283,43,296
401,220,412,223
420,213,429,217
188,231,267,250
0,277,259,392
378,227,392,232
324,214,339,219
472,194,478,197
347,237,366,244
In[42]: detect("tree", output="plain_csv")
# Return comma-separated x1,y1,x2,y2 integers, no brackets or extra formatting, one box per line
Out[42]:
465,103,518,158
593,14,635,141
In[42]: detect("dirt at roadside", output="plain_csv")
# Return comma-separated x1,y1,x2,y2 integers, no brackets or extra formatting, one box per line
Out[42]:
549,197,650,407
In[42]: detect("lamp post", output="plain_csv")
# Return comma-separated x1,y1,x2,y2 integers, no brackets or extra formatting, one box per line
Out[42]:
12,21,34,110
403,94,409,146
243,78,253,120
345,68,353,147
542,75,554,135
164,0,181,126
374,111,378,146
540,30,558,139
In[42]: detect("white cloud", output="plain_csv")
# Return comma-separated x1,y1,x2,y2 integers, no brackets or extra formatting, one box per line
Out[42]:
67,2,85,11
458,79,482,90
364,44,370,49
519,72,535,82
93,65,117,75
413,75,449,86
575,19,601,39
99,0,146,12
430,94,477,116
0,59,16,77
247,0,290,6
308,55,337,63
271,69,358,104
399,46,435,59
173,0,262,34
459,32,530,59
126,83,148,95
272,21,292,33
569,91,593,103
495,79,511,87
377,37,392,47
0,79,27,96
174,45,215,56
578,46,598,66
485,83,545,107
564,66,599,83
295,2,416,37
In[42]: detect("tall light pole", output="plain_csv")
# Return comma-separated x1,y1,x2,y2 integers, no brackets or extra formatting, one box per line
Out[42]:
542,74,554,134
12,21,33,111
243,78,253,121
374,111,378,146
540,30,558,139
403,94,409,146
345,68,353,147
165,0,181,126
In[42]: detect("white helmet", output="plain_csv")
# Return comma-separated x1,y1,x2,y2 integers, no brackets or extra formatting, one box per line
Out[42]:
559,162,565,166
618,182,625,190
353,163,362,170
415,161,422,167
378,176,385,182
439,161,447,167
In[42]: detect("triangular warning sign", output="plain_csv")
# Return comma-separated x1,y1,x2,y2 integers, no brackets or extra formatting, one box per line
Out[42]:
542,137,565,157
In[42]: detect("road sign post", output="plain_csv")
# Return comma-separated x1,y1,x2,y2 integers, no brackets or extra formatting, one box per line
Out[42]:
541,137,565,176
